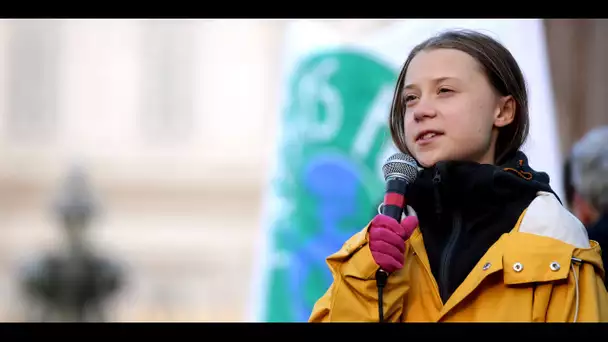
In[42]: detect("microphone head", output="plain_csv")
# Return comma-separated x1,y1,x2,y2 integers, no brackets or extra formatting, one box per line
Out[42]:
382,152,419,183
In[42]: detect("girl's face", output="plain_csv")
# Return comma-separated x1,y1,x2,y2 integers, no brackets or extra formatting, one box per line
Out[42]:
401,48,515,168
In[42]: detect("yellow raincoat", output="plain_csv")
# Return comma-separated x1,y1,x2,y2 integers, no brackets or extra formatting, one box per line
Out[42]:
309,191,608,322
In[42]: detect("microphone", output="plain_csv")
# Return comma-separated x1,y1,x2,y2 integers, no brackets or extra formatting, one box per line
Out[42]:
381,152,419,222
376,152,419,322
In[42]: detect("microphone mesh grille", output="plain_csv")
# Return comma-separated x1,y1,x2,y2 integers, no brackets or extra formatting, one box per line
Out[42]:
382,153,419,183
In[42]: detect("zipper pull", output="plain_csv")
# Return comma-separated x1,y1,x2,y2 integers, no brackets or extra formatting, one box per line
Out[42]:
433,169,442,183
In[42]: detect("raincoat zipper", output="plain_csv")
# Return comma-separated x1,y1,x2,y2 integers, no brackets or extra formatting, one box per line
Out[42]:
439,210,462,303
433,166,463,304
433,169,443,220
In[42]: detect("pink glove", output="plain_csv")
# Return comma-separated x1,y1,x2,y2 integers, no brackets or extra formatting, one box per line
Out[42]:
369,214,419,273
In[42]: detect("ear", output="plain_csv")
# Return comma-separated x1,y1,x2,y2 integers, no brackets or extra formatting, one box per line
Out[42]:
494,95,516,128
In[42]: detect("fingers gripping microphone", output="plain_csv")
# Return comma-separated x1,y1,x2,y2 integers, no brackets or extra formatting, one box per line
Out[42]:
376,152,419,323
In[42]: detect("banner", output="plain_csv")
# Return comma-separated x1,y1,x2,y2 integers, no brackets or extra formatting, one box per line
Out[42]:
249,19,561,322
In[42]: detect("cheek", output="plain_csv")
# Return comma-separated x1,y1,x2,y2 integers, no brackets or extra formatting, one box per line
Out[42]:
403,114,417,146
447,101,494,139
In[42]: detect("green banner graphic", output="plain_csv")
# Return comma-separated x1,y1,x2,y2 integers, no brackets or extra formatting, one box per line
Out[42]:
261,48,399,322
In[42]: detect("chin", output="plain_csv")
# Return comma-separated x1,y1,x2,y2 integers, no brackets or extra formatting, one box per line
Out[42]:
413,151,449,168
414,156,438,168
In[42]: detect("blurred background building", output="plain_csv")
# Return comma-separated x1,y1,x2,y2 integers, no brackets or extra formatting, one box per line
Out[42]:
0,19,605,322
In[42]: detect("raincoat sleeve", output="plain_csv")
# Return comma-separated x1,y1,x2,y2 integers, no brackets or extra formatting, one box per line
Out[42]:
532,241,608,322
309,223,410,322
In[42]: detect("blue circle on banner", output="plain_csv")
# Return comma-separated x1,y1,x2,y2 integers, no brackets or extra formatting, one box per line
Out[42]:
288,154,363,321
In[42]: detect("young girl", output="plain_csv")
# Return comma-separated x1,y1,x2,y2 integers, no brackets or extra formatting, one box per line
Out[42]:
309,29,608,322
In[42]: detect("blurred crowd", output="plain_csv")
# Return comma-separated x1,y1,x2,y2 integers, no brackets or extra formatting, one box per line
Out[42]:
565,126,608,285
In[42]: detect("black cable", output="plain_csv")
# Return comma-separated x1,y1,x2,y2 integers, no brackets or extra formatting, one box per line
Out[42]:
375,269,388,322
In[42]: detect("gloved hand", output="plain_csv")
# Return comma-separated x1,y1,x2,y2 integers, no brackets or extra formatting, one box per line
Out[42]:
369,214,419,273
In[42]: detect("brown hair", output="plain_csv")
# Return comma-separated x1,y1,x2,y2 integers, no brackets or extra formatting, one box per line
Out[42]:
388,29,530,166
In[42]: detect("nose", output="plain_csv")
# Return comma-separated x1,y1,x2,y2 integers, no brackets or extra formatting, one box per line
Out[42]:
412,102,437,122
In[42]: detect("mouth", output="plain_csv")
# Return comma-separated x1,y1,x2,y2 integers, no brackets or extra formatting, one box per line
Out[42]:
415,130,444,143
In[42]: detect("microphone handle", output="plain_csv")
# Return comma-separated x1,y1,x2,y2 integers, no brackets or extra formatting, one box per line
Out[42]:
377,176,409,322
381,176,409,222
